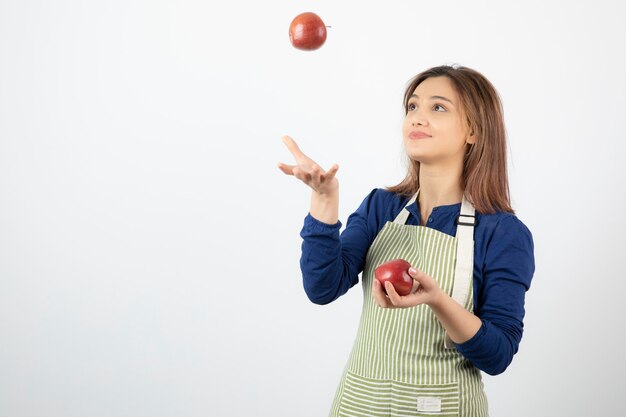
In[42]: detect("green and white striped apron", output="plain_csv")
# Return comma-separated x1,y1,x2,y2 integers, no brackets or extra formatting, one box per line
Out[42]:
329,192,488,417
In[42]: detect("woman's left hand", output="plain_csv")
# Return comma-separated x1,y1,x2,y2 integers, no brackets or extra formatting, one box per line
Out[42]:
372,266,443,308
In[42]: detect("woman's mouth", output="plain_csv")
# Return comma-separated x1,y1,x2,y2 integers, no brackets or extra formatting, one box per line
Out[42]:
409,131,432,140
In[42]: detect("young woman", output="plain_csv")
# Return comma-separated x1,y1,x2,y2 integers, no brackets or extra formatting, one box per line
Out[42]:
278,65,535,417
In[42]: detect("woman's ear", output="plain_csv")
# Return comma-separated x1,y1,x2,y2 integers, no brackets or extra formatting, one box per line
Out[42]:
465,121,476,145
466,130,476,145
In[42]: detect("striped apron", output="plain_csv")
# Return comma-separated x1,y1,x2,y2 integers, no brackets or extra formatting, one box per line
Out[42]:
329,192,489,417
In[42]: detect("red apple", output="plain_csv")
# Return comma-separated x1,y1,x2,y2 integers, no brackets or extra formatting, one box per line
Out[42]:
374,259,413,296
289,12,327,51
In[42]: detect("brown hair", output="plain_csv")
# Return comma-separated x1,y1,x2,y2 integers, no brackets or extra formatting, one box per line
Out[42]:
387,65,514,214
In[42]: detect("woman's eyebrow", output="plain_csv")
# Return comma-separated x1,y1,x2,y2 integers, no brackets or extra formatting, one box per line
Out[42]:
410,94,455,106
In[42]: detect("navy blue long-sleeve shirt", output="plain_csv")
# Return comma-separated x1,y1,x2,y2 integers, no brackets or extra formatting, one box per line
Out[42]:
299,188,535,376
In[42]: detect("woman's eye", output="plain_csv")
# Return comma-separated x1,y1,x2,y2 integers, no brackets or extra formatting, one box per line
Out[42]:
433,104,446,112
408,103,416,111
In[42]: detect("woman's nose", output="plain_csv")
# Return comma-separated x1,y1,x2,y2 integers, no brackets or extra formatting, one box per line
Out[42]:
411,113,427,127
409,106,428,126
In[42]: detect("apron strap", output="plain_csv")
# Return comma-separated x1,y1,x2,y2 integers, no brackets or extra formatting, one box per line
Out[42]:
392,191,419,225
445,195,476,349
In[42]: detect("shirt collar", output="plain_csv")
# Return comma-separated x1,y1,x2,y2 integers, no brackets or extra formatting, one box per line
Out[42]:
405,199,463,221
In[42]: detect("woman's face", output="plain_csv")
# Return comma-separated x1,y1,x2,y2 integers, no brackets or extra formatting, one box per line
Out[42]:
402,76,474,165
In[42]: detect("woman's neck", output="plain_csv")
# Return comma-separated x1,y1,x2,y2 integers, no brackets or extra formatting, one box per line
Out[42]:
418,163,464,225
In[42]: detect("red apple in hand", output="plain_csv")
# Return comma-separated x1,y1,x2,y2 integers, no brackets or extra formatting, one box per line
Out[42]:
289,12,327,51
374,259,413,296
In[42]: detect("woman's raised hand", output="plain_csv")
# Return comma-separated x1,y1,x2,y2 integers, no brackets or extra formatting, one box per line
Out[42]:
278,136,339,196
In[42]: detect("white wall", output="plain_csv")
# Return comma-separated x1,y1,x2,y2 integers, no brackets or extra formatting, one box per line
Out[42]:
1,0,624,416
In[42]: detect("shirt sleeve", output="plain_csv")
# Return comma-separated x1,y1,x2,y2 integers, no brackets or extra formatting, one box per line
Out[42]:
455,214,535,375
299,189,380,304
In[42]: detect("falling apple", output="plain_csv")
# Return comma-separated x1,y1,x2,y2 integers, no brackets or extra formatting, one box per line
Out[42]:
374,259,413,296
289,12,327,51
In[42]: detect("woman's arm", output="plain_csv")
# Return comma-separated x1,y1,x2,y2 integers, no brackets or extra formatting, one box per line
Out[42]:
279,135,379,304
456,215,535,375
300,189,380,304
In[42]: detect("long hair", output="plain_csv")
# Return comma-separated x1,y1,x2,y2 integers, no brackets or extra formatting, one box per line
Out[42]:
387,65,513,214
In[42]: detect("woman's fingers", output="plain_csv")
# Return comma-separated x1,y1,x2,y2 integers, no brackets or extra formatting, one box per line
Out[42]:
373,280,413,309
372,279,392,308
311,164,321,177
285,162,336,192
411,277,420,294
372,267,443,310
279,136,339,193
320,163,339,182
292,166,311,183
282,135,310,163
408,267,434,292
384,282,406,307
277,162,295,175
407,267,443,306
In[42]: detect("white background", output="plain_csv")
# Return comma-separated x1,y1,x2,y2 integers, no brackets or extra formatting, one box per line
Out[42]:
1,0,625,416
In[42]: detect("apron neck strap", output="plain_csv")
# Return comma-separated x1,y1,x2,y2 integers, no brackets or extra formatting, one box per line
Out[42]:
392,190,419,225
458,196,476,226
